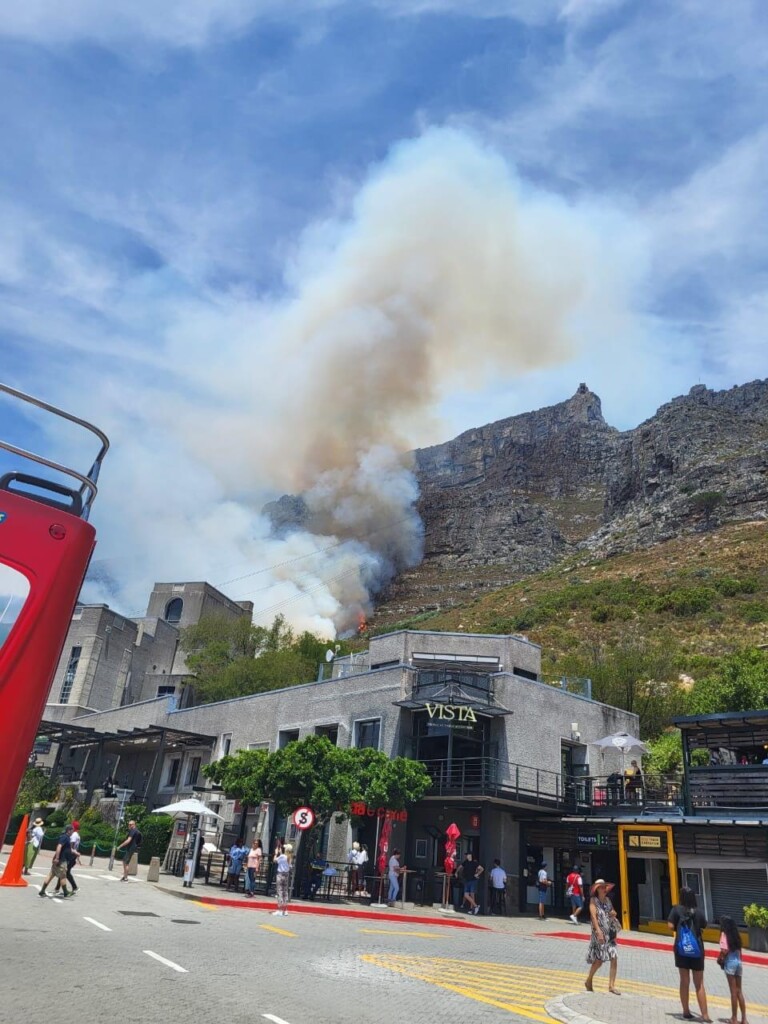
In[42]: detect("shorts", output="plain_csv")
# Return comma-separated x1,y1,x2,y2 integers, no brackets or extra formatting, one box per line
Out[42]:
674,953,705,972
52,862,68,880
464,880,477,895
538,887,548,899
570,894,583,909
724,952,742,977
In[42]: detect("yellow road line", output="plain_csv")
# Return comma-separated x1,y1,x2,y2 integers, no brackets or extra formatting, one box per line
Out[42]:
362,955,768,1018
259,924,297,938
191,900,218,911
359,929,445,938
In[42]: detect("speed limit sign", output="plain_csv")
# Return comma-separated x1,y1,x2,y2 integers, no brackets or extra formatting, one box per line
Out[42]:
292,806,315,830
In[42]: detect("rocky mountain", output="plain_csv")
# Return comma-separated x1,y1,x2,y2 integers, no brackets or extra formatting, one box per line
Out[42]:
377,379,768,621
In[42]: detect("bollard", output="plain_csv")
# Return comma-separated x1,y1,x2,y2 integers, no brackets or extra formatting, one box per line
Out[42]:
127,852,139,876
89,844,95,866
146,856,160,883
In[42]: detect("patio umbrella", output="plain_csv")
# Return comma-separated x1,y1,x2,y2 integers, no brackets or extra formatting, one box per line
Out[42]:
593,732,647,776
151,799,223,818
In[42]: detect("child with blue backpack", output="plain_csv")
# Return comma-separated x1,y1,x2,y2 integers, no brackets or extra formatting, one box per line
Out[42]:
668,887,712,1022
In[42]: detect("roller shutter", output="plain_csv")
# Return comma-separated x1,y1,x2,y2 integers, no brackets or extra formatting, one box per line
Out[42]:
710,868,768,925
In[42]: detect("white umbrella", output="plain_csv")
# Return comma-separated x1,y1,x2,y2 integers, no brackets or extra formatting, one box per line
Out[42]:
593,732,647,755
151,798,223,818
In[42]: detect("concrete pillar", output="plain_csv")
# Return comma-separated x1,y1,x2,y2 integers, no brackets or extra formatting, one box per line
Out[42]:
147,857,160,883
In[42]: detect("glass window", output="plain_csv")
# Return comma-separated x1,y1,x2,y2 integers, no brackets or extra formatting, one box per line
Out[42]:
185,756,201,786
220,733,232,757
315,724,339,745
356,719,381,750
167,759,180,786
59,646,82,704
0,562,30,652
164,598,183,624
156,685,176,697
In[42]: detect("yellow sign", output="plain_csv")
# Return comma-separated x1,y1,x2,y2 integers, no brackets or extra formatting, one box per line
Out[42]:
626,832,663,850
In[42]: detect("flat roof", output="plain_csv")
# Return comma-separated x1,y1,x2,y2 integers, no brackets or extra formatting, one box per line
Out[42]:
370,628,541,650
673,710,768,729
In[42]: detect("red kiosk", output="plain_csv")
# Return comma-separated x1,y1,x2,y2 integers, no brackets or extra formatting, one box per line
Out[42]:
0,383,108,843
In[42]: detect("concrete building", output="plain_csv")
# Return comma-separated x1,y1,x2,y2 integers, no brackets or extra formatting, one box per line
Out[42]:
40,627,639,908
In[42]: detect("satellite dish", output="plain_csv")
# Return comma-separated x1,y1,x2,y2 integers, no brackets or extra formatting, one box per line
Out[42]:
325,649,335,663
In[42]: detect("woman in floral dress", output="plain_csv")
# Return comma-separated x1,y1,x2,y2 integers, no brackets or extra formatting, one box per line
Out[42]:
585,879,621,994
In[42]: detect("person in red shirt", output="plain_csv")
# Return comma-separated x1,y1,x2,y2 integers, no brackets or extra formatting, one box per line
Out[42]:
567,863,585,924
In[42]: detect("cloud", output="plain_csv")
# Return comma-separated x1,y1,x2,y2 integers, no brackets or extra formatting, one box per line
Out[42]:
4,129,650,634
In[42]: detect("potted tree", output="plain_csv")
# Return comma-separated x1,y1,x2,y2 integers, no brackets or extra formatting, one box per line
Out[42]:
743,904,768,952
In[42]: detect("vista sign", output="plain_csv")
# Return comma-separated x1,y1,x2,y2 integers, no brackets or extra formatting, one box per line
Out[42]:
425,703,477,723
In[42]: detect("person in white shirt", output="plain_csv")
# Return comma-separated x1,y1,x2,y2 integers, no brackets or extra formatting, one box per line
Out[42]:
489,859,507,915
272,842,292,916
24,818,45,875
388,849,402,906
537,861,552,921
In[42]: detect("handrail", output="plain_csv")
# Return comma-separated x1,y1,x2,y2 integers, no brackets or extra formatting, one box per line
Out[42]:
0,381,109,520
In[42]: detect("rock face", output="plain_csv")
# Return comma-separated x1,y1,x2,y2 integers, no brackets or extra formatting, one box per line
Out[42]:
378,379,768,619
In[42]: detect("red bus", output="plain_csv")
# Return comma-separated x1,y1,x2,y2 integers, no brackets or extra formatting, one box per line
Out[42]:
0,383,108,840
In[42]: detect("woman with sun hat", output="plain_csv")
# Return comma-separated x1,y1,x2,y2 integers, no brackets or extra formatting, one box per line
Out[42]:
585,879,621,995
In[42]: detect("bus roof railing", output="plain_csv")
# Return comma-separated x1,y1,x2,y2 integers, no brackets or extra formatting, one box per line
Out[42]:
0,382,109,520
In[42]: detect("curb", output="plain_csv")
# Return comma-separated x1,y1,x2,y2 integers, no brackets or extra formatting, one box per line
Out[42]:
538,930,768,968
545,994,599,1024
158,887,486,929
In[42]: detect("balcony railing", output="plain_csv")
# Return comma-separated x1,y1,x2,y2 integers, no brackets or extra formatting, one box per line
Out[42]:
420,757,684,814
688,765,768,816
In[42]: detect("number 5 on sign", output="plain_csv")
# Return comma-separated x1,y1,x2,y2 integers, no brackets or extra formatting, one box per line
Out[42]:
292,806,315,830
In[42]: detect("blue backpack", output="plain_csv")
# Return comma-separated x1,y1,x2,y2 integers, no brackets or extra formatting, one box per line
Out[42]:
676,914,703,959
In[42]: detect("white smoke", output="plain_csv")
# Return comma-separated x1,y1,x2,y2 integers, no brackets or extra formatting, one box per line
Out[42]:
35,128,644,635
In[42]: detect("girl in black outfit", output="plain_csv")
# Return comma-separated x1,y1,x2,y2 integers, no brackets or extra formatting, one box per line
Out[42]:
668,887,712,1022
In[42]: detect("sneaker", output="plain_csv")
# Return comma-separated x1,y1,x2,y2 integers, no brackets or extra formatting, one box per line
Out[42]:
271,910,282,916
472,906,480,915
569,914,578,924
60,891,70,898
281,910,288,916
38,890,47,898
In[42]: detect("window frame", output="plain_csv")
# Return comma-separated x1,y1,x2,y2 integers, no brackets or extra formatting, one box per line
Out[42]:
354,717,382,751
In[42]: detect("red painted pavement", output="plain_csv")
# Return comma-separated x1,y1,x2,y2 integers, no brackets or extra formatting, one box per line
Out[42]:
192,894,486,929
539,930,768,968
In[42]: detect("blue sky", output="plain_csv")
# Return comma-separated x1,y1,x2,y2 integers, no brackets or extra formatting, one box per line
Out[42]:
1,0,766,627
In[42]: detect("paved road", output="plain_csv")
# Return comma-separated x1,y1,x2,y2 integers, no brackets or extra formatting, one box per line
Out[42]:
4,854,768,1024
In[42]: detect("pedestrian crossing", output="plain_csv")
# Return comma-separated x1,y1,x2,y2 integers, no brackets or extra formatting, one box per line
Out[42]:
361,955,768,1023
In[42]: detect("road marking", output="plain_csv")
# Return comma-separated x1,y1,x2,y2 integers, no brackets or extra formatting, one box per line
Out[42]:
83,917,112,932
359,929,444,938
191,900,218,911
99,874,117,881
262,1015,293,1024
259,924,297,938
143,950,188,973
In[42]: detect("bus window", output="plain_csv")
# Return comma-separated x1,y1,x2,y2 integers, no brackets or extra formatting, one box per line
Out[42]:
0,562,30,651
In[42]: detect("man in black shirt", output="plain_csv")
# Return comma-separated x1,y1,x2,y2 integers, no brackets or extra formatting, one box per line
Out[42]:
117,819,142,881
38,825,73,898
460,852,484,915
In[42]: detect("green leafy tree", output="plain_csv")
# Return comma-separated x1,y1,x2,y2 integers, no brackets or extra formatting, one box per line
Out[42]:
690,490,724,528
690,648,768,714
556,638,690,738
13,767,60,815
203,735,431,824
179,614,350,704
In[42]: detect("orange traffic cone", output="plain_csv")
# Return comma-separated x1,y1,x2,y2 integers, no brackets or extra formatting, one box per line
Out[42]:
0,813,30,887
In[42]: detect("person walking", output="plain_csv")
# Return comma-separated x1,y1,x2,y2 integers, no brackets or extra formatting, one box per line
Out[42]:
537,861,552,921
460,852,484,915
225,837,248,892
668,886,712,1022
567,863,585,924
24,817,45,875
272,842,292,916
38,824,74,899
116,819,143,881
489,859,507,915
585,879,621,995
54,820,80,895
387,848,403,907
244,838,263,898
719,915,748,1024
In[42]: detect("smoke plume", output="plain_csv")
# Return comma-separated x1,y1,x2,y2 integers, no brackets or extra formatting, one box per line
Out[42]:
58,129,641,635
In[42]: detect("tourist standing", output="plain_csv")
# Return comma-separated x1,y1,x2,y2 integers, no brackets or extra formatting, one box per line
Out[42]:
116,819,143,881
24,817,45,875
567,863,585,924
387,848,402,907
225,837,248,892
537,861,552,921
461,852,483,915
38,824,73,898
719,914,748,1024
668,886,712,1022
585,879,621,995
489,859,507,915
272,842,292,916
245,839,263,898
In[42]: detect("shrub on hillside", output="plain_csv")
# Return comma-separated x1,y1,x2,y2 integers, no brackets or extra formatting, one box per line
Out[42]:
742,604,768,624
655,586,717,616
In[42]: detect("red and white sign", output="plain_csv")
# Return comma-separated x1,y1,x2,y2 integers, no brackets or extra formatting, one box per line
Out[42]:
292,806,315,830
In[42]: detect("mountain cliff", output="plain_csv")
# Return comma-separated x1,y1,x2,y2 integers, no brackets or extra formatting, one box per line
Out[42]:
376,379,768,622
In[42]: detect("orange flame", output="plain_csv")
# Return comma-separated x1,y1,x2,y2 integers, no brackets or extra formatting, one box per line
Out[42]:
357,613,368,634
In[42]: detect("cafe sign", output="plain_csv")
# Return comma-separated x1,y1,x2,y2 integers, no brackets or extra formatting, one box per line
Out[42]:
425,703,477,723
